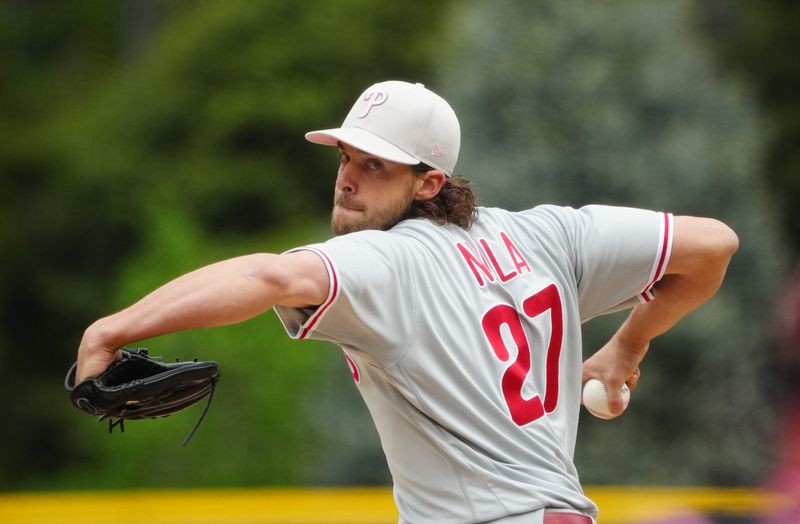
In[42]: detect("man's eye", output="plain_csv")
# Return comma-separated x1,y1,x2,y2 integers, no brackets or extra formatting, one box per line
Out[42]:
339,152,349,163
367,159,383,170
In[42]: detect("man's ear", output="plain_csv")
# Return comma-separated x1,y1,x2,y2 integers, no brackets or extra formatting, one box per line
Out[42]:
413,170,447,202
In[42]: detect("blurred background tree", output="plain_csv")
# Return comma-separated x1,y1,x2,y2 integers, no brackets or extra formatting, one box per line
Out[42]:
443,0,785,485
700,0,800,256
0,0,797,492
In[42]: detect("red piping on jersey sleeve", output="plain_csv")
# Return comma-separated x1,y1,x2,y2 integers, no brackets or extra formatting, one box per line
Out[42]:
639,212,673,303
290,247,339,340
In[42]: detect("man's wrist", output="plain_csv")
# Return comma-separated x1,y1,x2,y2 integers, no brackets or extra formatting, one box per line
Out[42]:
82,317,122,353
609,327,650,363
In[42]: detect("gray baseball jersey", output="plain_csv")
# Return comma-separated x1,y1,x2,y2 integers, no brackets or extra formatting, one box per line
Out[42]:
275,205,673,523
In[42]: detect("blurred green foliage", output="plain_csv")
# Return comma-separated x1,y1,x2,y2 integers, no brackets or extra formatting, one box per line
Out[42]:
0,0,451,489
1,0,797,493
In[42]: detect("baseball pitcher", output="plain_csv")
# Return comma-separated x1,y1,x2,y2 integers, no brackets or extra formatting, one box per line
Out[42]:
75,81,738,523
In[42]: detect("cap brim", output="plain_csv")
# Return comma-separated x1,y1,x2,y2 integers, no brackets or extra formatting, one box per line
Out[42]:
305,127,419,166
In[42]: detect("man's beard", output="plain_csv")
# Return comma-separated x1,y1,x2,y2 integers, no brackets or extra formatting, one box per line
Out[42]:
331,193,413,236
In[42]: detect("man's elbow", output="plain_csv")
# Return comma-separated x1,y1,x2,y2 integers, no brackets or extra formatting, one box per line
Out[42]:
695,219,739,278
712,219,739,260
669,216,739,276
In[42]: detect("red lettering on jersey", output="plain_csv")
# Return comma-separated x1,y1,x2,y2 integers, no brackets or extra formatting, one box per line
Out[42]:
501,232,531,275
457,242,495,287
457,233,532,287
480,238,517,283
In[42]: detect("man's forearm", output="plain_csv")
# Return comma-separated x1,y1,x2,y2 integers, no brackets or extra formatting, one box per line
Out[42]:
75,253,292,382
75,250,328,382
84,254,286,348
613,271,726,352
612,218,738,358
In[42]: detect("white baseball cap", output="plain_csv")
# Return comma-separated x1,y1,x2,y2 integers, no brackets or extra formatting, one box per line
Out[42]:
305,80,460,175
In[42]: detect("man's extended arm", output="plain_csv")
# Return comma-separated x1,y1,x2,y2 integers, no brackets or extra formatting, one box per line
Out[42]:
75,250,329,383
582,216,739,414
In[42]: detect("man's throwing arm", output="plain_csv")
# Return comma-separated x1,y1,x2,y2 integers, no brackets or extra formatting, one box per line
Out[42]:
583,216,739,414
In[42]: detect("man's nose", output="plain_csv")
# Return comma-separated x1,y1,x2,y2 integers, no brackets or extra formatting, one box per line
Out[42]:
336,164,357,194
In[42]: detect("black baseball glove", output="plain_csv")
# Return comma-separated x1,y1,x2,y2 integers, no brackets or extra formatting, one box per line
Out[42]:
65,348,220,446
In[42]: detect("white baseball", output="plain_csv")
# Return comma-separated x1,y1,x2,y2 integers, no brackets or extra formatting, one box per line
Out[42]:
582,379,630,420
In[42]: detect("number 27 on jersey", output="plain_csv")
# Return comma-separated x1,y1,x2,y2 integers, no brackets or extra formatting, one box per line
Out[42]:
481,284,563,426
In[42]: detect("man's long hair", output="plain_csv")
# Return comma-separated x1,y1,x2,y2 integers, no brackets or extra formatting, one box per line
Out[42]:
404,166,479,229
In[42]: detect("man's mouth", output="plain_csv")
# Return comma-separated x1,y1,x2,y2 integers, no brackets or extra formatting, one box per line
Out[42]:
335,197,363,212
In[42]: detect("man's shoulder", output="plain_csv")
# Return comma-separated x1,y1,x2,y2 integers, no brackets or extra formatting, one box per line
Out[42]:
387,205,577,236
473,204,582,229
322,226,425,255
